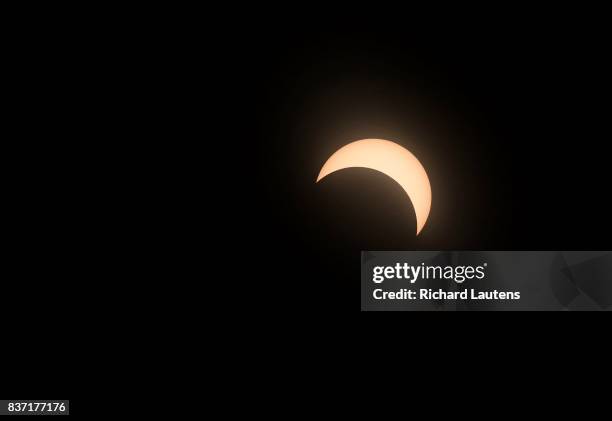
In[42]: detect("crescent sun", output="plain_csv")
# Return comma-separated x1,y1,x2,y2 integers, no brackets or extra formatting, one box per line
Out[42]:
316,138,432,235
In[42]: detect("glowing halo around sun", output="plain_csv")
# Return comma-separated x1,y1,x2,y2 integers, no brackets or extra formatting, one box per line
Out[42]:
316,139,432,235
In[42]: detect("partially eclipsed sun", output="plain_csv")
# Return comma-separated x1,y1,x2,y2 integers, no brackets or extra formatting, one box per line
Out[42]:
316,139,432,235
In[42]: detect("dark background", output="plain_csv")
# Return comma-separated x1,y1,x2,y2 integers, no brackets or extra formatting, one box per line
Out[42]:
226,18,612,306
3,10,610,409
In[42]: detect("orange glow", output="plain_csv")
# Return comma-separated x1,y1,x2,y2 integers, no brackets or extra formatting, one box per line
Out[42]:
317,139,432,235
